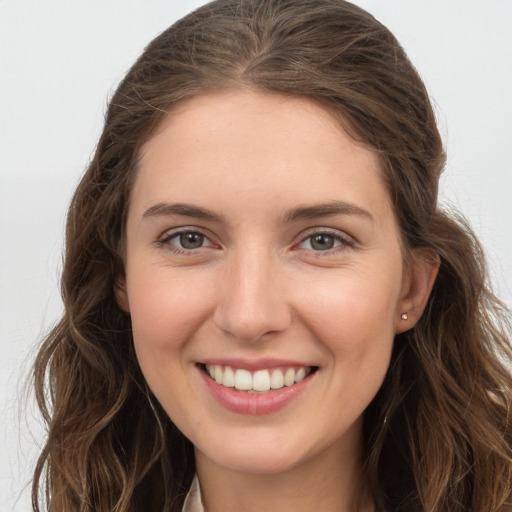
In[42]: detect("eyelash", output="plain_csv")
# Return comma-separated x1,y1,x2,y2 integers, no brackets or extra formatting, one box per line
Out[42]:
157,228,214,254
296,229,355,255
156,228,355,255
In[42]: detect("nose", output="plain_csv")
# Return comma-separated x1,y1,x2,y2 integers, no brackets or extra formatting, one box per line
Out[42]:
213,248,292,342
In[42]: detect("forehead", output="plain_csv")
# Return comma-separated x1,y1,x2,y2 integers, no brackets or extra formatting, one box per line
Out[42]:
131,89,391,223
141,90,377,167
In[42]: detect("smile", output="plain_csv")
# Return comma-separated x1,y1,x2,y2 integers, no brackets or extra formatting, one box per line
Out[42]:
199,362,317,415
204,364,314,393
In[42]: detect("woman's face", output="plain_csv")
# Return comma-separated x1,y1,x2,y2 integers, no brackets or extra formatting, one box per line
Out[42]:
121,90,417,477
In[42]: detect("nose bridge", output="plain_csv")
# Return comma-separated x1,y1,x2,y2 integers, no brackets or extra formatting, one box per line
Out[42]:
214,244,291,342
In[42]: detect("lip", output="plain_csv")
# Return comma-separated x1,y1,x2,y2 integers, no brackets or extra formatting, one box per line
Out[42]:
197,361,316,415
199,357,313,372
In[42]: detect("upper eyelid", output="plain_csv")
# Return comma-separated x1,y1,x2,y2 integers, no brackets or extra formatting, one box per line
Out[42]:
158,226,214,242
157,228,217,255
296,226,355,243
156,225,355,248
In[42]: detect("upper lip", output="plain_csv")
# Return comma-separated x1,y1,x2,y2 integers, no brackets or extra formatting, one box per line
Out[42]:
198,358,316,371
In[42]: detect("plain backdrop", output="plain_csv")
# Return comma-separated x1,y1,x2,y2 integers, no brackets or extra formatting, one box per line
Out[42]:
1,1,511,510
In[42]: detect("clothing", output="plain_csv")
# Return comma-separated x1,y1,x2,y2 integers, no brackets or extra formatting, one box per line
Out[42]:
182,474,205,512
181,474,376,511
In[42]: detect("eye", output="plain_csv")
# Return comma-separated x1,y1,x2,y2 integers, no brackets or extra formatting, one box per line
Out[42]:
305,233,337,251
174,232,206,250
159,229,214,252
298,231,353,252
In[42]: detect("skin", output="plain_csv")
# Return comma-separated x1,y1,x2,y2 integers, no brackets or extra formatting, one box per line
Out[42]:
119,90,438,512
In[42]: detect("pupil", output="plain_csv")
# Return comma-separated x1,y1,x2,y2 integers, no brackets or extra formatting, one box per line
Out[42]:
180,232,203,249
311,234,334,250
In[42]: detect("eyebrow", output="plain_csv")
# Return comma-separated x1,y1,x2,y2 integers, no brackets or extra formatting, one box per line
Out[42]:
142,200,373,224
282,201,373,222
142,202,225,223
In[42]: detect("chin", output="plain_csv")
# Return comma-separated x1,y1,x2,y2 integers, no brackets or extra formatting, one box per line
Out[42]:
204,451,303,476
194,430,330,477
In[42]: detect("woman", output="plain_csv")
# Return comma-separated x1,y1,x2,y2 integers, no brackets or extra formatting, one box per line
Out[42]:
32,0,512,510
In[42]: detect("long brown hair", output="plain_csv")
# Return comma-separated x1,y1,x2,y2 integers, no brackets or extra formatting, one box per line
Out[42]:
32,0,512,510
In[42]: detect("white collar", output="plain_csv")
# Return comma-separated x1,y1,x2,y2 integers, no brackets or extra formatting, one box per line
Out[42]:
182,474,205,512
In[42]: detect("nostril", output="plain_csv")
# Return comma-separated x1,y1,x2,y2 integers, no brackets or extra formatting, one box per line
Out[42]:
213,300,292,342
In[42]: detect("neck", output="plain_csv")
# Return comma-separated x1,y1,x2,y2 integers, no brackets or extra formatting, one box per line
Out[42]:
195,433,374,512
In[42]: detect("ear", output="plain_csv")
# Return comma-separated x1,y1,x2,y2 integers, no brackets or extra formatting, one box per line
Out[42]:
395,247,439,334
115,277,131,313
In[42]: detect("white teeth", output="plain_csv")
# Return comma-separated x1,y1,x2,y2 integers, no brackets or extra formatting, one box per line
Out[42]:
295,367,306,382
253,370,271,392
284,368,295,387
270,369,284,389
214,365,223,384
234,369,252,391
222,366,235,387
204,365,312,392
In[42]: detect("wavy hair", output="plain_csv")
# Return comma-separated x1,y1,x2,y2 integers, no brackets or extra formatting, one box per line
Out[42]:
32,0,512,510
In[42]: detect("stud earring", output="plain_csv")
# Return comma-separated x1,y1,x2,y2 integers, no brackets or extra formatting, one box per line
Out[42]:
401,313,408,320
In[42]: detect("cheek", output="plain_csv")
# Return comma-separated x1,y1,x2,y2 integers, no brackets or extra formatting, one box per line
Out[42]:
126,270,216,410
127,266,214,350
300,264,402,343
297,263,402,403
126,270,214,415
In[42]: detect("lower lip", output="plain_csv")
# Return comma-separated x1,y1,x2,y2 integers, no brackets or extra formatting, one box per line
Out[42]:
199,368,313,415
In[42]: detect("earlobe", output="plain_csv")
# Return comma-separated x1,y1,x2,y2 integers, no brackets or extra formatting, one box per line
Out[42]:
115,278,131,313
395,248,439,333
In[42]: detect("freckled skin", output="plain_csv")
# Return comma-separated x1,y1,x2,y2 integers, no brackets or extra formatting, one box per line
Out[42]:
120,90,437,511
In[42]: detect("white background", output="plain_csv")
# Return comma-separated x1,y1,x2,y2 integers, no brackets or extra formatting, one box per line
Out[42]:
1,1,511,510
